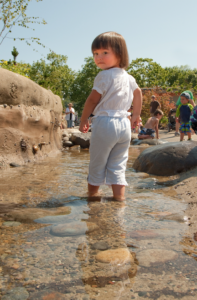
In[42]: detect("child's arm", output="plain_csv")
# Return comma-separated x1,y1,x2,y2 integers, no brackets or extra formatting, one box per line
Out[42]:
131,88,142,128
79,90,101,133
155,119,159,139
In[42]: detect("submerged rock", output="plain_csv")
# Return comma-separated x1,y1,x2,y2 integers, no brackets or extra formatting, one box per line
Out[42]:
133,141,197,175
2,221,21,227
50,221,99,237
6,207,71,223
28,290,67,300
131,139,167,146
137,249,178,267
91,241,109,251
95,248,134,264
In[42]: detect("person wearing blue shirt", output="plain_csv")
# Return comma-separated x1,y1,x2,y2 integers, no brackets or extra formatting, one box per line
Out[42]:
176,92,193,141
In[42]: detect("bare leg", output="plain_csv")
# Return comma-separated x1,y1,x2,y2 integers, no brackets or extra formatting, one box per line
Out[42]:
180,132,184,141
175,121,180,134
188,132,192,140
88,183,100,196
112,185,125,201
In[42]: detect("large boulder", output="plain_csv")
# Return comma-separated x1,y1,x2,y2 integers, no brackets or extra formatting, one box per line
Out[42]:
133,141,197,176
0,68,62,167
70,132,91,148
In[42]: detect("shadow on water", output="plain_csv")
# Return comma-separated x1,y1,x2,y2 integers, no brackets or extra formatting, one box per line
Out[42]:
1,146,197,299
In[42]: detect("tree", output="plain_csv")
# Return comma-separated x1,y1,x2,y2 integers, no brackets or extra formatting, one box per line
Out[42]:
127,58,167,88
11,46,18,64
0,0,47,47
70,57,100,114
28,52,75,104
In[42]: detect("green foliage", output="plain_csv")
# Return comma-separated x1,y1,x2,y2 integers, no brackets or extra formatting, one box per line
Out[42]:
28,52,75,102
160,116,168,125
0,0,47,48
70,57,100,114
127,58,167,87
0,59,30,77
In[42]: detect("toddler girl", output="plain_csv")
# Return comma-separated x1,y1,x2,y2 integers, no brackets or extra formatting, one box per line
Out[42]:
79,32,142,201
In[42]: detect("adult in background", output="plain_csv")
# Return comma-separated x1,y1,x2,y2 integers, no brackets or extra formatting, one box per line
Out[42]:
150,95,160,116
175,90,195,136
65,103,75,128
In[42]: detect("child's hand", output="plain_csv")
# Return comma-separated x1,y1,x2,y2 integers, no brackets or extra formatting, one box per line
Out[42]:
131,114,140,129
79,119,89,133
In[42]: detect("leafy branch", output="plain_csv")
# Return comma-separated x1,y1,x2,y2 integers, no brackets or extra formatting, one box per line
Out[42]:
0,0,47,48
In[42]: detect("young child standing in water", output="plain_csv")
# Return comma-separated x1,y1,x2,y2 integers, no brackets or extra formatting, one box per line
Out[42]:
79,32,142,201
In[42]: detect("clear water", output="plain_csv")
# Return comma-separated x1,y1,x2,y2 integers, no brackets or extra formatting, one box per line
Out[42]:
0,146,197,300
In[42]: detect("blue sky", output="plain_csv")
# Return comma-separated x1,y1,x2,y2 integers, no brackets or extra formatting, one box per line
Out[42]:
1,0,197,71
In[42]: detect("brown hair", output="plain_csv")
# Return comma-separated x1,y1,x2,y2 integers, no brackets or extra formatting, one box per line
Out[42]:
91,32,129,69
154,109,164,116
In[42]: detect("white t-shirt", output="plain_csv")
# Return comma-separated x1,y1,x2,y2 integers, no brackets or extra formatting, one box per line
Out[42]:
65,107,75,121
92,68,138,118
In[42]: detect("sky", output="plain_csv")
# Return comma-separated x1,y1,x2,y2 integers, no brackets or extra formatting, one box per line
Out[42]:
1,0,197,71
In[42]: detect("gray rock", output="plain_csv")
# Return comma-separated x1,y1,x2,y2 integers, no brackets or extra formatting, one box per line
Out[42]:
131,139,167,146
2,221,21,227
70,132,91,148
62,136,69,142
2,287,29,300
133,141,197,176
91,241,109,251
62,141,73,147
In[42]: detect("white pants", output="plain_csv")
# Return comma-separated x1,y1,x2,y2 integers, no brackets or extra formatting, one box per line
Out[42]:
88,116,131,186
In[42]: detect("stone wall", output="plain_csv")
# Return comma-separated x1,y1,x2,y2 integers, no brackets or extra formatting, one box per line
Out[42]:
0,68,63,168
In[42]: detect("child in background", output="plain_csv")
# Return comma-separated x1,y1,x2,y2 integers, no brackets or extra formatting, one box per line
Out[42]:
79,31,142,201
176,92,193,141
138,109,163,139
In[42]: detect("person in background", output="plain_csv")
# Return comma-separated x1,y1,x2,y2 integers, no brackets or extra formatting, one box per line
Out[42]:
175,90,195,136
138,109,163,140
65,103,75,128
176,92,193,141
150,95,160,116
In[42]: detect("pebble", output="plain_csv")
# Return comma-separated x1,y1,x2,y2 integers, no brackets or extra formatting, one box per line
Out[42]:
10,163,21,168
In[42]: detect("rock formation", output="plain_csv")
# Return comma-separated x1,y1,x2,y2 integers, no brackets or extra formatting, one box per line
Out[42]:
0,68,62,168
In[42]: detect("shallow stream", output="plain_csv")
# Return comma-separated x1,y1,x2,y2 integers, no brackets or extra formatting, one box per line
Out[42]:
0,146,197,300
